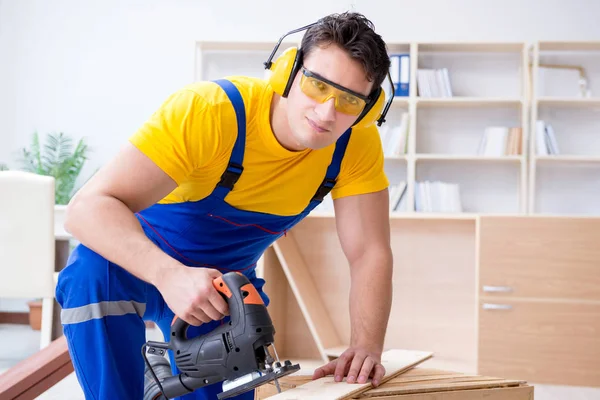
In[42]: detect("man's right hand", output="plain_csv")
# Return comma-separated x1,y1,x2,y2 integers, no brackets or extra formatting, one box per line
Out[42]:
155,264,230,326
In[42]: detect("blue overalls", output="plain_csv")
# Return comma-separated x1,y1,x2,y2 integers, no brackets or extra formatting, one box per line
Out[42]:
56,79,352,400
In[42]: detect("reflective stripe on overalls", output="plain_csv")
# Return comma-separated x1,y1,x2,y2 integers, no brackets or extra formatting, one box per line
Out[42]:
56,79,352,400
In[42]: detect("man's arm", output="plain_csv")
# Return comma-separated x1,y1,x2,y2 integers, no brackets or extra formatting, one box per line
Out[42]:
312,188,393,386
65,142,229,326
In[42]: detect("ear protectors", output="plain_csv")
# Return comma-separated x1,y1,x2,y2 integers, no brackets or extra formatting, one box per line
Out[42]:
263,22,393,129
267,47,302,98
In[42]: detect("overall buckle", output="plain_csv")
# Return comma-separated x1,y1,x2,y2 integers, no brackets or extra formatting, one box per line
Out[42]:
312,178,336,202
218,162,244,190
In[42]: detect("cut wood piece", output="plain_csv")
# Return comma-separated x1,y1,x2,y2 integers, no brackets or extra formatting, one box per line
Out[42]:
272,233,342,363
363,386,534,400
265,349,433,400
361,379,526,398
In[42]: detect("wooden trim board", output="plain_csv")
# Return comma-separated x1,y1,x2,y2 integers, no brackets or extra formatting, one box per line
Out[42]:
272,232,342,362
0,312,29,325
363,386,534,400
0,336,73,399
265,349,433,399
257,368,533,400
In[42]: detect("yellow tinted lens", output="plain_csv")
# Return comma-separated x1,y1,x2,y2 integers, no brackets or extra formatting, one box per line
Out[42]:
300,74,366,116
337,93,365,116
301,75,331,101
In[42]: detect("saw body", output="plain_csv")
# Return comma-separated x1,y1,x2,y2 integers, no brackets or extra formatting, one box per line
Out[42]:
143,272,300,399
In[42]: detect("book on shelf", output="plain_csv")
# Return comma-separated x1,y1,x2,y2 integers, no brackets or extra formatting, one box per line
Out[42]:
390,54,410,97
535,120,560,155
380,112,409,156
389,182,407,212
417,68,453,97
415,181,462,213
477,126,522,156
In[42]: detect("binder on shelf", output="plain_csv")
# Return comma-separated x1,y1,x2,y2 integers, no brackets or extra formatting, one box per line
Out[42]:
535,120,560,155
390,54,410,97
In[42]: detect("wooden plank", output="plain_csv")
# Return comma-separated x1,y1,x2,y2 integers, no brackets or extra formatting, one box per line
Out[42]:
265,349,433,400
0,336,73,399
14,362,74,400
360,379,526,398
362,386,534,400
272,232,342,362
0,312,29,325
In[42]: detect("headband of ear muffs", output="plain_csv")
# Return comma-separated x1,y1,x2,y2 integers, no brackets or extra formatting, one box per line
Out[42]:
267,46,386,130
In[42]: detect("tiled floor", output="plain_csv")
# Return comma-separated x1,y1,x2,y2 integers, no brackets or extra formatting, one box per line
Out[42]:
1,324,599,399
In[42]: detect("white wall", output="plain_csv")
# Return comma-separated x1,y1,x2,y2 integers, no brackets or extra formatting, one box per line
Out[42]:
1,0,599,181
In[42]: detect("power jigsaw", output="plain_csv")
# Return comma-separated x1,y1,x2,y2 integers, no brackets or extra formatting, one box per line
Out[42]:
142,271,300,399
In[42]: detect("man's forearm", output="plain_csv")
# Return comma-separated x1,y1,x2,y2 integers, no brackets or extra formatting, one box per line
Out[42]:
349,248,393,354
65,193,180,286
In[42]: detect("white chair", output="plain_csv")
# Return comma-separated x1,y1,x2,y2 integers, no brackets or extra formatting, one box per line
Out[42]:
0,171,56,349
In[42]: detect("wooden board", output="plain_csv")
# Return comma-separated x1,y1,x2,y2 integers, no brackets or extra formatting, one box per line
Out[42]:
363,386,534,400
256,368,533,400
272,232,342,362
265,349,433,400
0,336,73,399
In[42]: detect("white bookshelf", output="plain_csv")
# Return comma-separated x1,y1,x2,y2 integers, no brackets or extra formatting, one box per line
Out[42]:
529,41,600,216
408,42,529,214
194,39,600,218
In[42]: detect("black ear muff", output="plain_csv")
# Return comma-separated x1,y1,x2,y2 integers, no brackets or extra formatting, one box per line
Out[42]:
282,50,303,98
352,87,385,129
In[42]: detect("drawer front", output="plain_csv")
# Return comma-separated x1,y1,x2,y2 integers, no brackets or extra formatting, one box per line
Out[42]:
478,298,600,387
479,217,600,301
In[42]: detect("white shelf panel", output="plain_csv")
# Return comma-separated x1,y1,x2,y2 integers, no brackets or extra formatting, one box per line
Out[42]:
416,162,522,214
537,97,600,107
416,106,523,155
416,154,523,162
534,162,600,215
390,97,410,107
417,97,523,108
418,43,525,53
539,41,600,52
384,158,408,187
537,49,600,98
535,155,600,163
385,155,409,161
536,105,600,156
417,50,524,98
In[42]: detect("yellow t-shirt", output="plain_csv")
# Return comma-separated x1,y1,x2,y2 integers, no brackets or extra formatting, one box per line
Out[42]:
129,76,389,216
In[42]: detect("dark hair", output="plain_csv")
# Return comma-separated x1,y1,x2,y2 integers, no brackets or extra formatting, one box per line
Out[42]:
300,12,390,91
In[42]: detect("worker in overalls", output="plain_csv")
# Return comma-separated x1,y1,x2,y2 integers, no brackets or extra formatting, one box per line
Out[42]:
56,11,394,399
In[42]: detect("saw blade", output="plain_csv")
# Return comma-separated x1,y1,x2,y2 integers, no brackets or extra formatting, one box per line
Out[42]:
217,362,300,400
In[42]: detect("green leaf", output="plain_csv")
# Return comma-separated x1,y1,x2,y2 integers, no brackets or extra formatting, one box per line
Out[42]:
16,131,91,204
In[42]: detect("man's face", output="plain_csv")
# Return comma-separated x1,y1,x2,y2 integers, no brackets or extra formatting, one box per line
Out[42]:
285,44,374,150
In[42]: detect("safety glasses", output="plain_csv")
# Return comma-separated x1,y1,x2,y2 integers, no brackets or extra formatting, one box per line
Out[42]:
299,66,371,116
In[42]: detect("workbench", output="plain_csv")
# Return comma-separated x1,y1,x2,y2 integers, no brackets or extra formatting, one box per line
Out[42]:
255,367,533,399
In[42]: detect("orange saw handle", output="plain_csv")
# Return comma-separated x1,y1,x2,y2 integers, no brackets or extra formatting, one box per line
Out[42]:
170,272,264,336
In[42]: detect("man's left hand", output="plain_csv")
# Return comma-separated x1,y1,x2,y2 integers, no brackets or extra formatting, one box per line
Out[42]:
311,347,386,387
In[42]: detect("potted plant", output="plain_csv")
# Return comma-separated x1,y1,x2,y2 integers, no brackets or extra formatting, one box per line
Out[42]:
18,131,90,329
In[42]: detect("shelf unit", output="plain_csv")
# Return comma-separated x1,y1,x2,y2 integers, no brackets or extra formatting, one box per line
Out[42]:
529,41,600,216
407,42,529,215
195,40,531,217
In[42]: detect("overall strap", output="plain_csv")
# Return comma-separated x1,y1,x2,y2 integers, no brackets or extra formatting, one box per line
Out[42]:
303,127,353,214
211,79,246,200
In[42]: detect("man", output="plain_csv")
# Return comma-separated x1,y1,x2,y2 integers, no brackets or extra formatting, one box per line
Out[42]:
56,11,393,400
